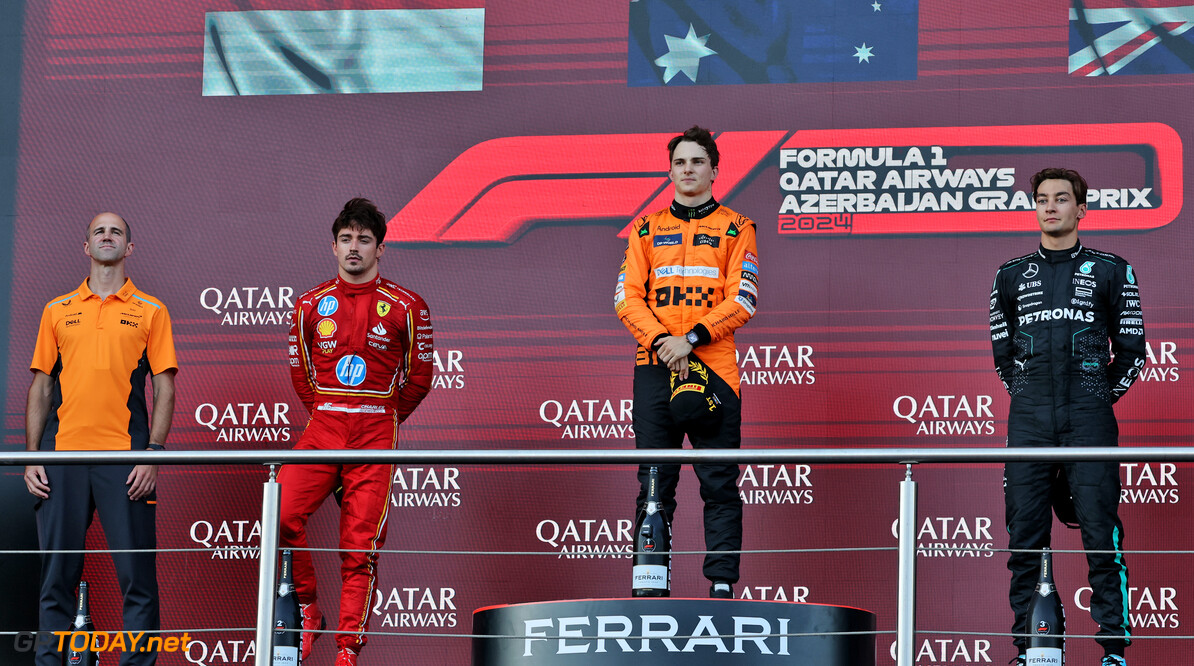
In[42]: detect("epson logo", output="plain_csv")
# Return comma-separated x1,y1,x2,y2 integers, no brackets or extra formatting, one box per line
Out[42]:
892,395,995,436
184,638,255,665
522,614,791,657
200,286,294,326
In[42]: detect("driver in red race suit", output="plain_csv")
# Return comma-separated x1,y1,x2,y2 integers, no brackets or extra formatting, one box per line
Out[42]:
282,198,434,666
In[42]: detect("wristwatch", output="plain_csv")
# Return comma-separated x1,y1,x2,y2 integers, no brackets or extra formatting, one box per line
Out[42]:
685,331,699,346
147,443,165,451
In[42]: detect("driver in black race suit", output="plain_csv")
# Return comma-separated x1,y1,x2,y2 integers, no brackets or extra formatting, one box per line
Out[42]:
990,168,1145,666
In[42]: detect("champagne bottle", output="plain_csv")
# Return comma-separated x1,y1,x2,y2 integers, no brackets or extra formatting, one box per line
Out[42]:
273,550,302,665
632,466,671,597
1025,548,1065,665
64,581,97,666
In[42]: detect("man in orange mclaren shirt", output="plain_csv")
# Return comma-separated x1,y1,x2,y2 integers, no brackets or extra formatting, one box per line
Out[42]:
25,212,177,666
283,198,434,666
617,126,758,598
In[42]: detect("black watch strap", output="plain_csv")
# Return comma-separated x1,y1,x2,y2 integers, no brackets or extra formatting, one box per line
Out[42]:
147,443,165,451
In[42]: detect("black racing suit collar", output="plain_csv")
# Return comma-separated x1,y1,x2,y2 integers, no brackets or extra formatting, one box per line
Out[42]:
1037,241,1083,263
670,197,720,220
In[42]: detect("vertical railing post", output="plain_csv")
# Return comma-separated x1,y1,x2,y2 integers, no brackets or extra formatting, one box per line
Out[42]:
896,463,918,666
255,464,282,666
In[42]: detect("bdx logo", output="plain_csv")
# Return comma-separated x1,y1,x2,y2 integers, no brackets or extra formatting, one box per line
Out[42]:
336,355,367,386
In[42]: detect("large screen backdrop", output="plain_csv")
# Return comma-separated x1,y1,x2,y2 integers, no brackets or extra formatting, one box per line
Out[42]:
2,1,1192,664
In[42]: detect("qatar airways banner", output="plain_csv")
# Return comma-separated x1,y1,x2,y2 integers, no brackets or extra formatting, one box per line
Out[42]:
2,0,1193,665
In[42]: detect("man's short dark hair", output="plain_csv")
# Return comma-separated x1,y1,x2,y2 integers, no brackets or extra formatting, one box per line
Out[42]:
332,198,387,243
668,126,719,169
1031,168,1088,203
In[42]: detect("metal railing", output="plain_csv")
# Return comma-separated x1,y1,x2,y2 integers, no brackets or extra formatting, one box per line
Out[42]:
6,445,1193,666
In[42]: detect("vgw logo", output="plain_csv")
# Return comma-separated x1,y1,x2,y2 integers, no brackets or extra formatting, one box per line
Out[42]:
199,287,293,326
371,586,457,629
539,399,634,439
888,638,992,665
736,344,815,385
391,467,462,508
189,520,261,560
1138,341,1180,382
1121,463,1179,504
892,395,995,436
195,402,291,443
738,464,813,505
536,518,633,559
1075,585,1179,629
184,637,255,665
431,349,465,389
891,516,994,558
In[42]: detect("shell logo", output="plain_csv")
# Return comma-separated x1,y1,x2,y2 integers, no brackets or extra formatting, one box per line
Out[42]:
316,318,337,338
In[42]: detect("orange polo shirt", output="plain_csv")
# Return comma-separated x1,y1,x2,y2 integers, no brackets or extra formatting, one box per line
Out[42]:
31,278,177,451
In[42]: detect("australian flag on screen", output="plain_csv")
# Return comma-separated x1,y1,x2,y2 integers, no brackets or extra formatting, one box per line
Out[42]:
1070,1,1194,75
628,0,918,86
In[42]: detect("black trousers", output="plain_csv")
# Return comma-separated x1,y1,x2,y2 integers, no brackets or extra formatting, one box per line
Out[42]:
35,464,159,666
634,363,743,583
1004,398,1129,654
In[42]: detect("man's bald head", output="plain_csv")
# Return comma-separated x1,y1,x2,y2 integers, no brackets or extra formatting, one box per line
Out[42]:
87,212,131,242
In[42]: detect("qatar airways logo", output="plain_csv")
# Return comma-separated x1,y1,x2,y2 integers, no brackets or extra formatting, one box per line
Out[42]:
738,464,813,505
1139,341,1180,382
736,345,815,385
199,286,293,326
371,586,458,629
539,399,634,439
1121,463,1179,504
189,519,261,560
892,516,995,558
1075,584,1179,630
739,584,810,602
535,518,633,559
184,637,255,665
194,402,291,443
892,395,995,436
431,348,465,389
887,638,992,665
391,467,462,509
